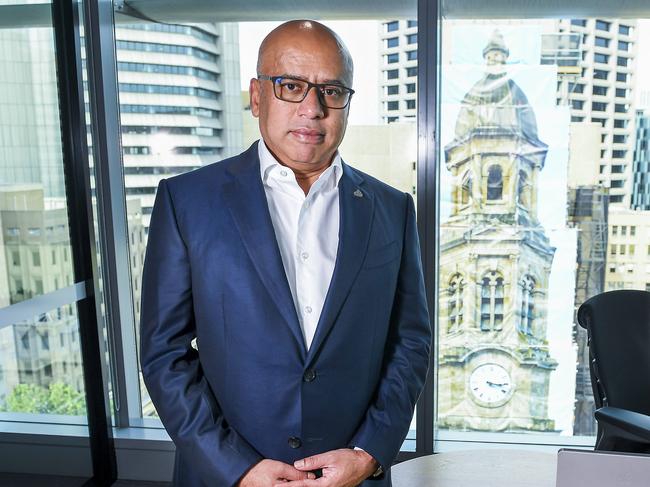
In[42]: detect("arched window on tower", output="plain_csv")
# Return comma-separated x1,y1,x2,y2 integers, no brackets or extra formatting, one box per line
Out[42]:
518,169,532,208
447,274,465,333
487,165,503,200
519,275,536,335
461,171,472,205
480,271,505,331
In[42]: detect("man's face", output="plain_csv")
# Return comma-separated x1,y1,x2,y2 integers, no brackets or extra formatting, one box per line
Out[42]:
250,33,351,170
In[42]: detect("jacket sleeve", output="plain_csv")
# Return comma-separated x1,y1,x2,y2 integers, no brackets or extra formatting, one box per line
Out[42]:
350,192,432,473
139,178,262,486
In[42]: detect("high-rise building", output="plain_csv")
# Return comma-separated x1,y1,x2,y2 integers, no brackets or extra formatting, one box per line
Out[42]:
555,19,637,206
631,109,650,210
378,20,418,124
0,185,83,400
115,22,243,231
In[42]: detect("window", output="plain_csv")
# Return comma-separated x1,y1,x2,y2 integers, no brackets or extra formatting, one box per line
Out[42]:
631,226,636,236
615,104,628,113
614,119,628,129
406,50,417,61
592,102,607,112
615,88,627,98
621,226,627,236
594,53,609,64
406,99,416,110
386,53,399,64
571,19,587,27
619,24,631,36
406,33,417,44
12,251,20,266
519,276,536,336
406,83,416,93
571,100,584,110
447,274,465,333
595,20,611,31
386,69,399,80
612,150,626,159
612,165,625,173
386,85,399,95
487,165,503,200
611,244,617,255
620,244,626,255
593,69,608,80
386,21,398,32
618,40,630,51
406,66,417,77
630,245,636,255
592,86,607,96
32,251,41,267
617,57,629,67
571,116,584,122
386,37,398,48
407,20,418,28
480,272,504,331
387,101,399,111
616,72,628,82
594,37,609,48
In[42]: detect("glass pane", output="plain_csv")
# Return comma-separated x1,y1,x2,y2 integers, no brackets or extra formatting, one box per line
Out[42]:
113,8,419,455
0,304,86,420
436,16,645,444
0,1,87,427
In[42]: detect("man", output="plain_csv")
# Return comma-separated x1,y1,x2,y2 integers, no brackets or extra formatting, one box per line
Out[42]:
140,20,431,487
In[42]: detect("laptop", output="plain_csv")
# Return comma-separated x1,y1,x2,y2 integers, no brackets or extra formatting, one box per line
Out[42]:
556,449,650,487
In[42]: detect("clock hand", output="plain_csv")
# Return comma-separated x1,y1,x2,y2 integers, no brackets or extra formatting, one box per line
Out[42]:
486,381,509,387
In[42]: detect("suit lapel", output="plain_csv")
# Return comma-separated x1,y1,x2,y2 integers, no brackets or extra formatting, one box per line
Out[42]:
222,143,306,359
307,163,375,363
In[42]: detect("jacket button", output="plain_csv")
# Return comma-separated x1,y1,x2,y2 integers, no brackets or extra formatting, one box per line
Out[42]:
303,369,317,382
288,436,302,449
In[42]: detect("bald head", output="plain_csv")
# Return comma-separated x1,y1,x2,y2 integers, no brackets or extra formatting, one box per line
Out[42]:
256,20,354,86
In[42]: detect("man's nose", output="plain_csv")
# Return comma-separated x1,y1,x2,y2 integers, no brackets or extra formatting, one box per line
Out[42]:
297,86,325,118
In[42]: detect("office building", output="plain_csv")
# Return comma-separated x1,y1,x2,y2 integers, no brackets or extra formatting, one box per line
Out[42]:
631,109,650,210
555,19,637,206
605,206,650,292
116,22,243,232
378,19,418,124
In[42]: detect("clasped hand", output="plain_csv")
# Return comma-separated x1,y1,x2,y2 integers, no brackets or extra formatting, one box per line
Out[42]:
238,448,378,487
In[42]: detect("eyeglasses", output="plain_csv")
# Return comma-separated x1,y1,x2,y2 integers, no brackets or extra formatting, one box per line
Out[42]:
257,74,355,109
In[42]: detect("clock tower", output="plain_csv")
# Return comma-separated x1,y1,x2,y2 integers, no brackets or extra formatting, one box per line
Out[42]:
438,30,557,432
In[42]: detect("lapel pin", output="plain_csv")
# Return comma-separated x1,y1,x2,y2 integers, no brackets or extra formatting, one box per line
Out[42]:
353,189,363,198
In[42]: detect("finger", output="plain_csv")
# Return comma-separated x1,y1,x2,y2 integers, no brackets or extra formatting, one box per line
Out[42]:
278,463,316,481
274,480,322,487
294,453,332,470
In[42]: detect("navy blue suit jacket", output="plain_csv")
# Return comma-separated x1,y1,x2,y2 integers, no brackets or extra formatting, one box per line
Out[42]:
140,142,431,486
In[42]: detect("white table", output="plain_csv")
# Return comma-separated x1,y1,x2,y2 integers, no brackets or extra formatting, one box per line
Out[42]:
391,449,557,487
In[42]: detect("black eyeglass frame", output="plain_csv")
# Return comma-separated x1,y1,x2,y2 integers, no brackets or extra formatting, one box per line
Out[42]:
257,74,355,109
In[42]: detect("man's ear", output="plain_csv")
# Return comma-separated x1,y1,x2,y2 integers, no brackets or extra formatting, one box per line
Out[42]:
249,78,260,118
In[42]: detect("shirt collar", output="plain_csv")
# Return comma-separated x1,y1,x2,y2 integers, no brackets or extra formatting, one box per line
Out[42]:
258,139,343,189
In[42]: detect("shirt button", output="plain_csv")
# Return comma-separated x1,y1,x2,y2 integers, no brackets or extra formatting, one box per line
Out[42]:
304,306,312,314
301,252,309,261
288,436,302,449
280,170,288,177
303,369,317,382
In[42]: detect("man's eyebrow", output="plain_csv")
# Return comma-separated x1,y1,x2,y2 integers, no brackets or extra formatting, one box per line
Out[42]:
279,73,347,86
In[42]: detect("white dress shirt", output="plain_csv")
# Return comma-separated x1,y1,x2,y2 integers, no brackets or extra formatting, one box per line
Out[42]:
258,140,342,350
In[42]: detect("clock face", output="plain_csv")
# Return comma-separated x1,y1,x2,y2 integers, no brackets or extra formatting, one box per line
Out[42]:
469,363,513,406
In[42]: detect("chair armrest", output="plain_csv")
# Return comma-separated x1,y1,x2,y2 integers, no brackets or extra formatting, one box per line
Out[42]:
595,407,650,443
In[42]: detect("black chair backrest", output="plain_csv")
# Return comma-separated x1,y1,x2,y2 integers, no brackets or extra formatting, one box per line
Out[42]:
577,290,650,416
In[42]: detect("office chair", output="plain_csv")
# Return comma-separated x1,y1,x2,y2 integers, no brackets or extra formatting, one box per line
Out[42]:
577,289,650,454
